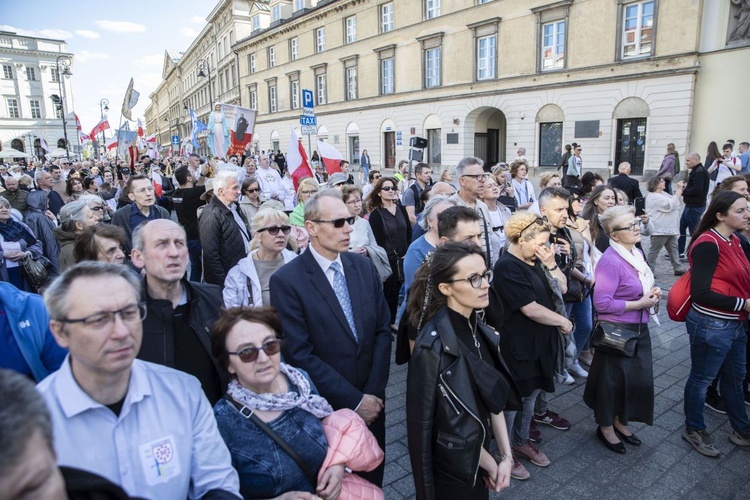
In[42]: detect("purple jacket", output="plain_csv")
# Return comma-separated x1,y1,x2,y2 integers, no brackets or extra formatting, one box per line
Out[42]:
593,247,650,324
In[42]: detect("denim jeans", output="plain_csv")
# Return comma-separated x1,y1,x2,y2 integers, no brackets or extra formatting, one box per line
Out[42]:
683,309,750,434
505,388,541,446
187,239,203,282
678,206,704,255
566,294,593,353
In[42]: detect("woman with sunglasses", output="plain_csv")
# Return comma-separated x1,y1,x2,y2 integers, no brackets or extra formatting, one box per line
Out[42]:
581,185,617,260
212,307,383,499
238,177,262,227
407,241,519,499
584,205,660,454
223,209,297,308
367,176,412,328
490,211,572,479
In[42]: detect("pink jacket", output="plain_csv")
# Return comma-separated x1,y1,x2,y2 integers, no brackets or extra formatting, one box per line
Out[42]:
319,409,384,500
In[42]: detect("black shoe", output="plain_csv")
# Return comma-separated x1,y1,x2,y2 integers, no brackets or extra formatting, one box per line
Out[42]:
597,427,626,454
705,394,727,414
614,428,642,446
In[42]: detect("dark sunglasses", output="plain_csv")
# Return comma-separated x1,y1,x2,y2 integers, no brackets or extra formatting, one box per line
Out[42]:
311,216,355,228
228,339,282,363
381,186,396,192
257,225,291,235
90,205,104,211
246,188,261,193
521,217,545,235
373,175,382,180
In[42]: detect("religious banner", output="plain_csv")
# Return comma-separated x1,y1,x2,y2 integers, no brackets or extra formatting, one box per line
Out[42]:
217,103,257,158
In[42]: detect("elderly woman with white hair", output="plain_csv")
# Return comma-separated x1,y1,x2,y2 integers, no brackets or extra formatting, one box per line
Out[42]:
53,199,99,272
223,208,297,308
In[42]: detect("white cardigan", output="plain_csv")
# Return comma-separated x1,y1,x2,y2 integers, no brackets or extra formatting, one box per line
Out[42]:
645,191,681,236
223,248,297,308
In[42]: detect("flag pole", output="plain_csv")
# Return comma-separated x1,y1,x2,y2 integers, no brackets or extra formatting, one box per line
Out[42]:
114,113,124,164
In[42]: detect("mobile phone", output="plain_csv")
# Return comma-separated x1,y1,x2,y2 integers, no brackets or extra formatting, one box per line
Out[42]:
634,197,645,217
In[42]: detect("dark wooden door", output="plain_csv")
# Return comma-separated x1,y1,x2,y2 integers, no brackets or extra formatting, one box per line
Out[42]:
384,132,395,169
615,118,647,175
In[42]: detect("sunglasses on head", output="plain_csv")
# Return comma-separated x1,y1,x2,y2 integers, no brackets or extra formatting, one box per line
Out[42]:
521,217,546,235
257,225,291,235
311,216,356,228
228,339,282,363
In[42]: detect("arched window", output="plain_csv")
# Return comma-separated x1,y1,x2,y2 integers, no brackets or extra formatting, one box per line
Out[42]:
11,139,24,152
57,138,67,149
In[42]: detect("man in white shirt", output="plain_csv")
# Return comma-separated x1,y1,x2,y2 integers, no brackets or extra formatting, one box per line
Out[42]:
256,153,287,203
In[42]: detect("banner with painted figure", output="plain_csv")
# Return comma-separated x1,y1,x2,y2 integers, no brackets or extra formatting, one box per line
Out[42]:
209,103,256,159
115,129,138,165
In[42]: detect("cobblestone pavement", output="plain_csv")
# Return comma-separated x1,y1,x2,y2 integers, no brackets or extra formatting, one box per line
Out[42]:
380,236,750,499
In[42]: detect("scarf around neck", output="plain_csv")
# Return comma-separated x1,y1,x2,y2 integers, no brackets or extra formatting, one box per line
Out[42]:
608,239,656,316
227,362,333,418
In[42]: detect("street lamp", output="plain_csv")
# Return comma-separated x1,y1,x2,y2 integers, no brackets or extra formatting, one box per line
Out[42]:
197,58,213,110
55,55,72,160
98,98,109,158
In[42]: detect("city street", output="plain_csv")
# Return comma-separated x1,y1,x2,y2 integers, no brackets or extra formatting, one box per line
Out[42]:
380,232,750,499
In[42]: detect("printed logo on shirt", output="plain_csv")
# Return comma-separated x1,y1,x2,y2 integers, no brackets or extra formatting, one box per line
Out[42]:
139,435,182,485
18,320,30,328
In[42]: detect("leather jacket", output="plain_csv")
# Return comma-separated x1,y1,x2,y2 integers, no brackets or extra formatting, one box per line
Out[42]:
406,307,521,499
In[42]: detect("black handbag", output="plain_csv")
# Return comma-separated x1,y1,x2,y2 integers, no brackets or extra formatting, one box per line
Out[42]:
22,255,53,291
590,310,644,357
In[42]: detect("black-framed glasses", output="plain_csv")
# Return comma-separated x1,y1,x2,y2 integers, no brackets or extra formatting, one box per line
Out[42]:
346,198,362,206
90,205,104,211
228,339,282,363
300,189,318,196
311,216,355,228
381,186,396,192
447,269,494,288
57,302,147,329
462,173,489,181
257,225,291,235
521,217,545,235
612,220,641,233
373,175,382,180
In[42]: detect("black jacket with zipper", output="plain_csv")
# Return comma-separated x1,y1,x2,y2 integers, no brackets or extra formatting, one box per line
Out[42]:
199,196,251,286
406,307,521,499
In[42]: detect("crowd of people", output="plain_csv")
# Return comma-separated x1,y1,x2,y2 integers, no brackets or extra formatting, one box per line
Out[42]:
1,140,750,499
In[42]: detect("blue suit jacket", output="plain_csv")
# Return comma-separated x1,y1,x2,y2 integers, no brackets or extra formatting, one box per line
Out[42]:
270,248,392,410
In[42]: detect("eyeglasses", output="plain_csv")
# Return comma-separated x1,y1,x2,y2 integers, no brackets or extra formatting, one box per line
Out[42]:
90,205,104,212
381,186,396,192
462,173,489,181
311,216,356,228
521,217,545,235
611,220,641,233
257,225,291,235
228,339,282,363
57,302,147,329
246,188,261,193
447,269,494,289
373,175,382,180
576,149,582,152
346,199,362,206
300,190,318,196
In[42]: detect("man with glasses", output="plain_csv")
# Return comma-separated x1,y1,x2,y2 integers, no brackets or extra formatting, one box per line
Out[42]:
450,157,496,265
566,145,583,189
173,166,209,281
131,220,225,405
111,175,171,255
271,189,392,487
36,262,240,499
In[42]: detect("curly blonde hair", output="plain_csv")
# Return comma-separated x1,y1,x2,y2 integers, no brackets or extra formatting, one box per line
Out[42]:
505,211,551,244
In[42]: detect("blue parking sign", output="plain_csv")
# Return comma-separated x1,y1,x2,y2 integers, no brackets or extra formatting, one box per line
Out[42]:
302,89,314,109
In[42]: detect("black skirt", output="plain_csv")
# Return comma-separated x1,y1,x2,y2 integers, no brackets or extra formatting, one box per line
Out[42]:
583,324,654,427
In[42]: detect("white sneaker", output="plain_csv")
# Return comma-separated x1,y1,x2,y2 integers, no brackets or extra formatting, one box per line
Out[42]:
569,362,589,379
562,371,575,385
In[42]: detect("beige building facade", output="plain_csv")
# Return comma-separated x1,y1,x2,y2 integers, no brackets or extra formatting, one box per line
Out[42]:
230,0,748,175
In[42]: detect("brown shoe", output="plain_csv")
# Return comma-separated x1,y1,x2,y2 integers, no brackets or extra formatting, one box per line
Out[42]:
510,453,530,480
513,442,550,467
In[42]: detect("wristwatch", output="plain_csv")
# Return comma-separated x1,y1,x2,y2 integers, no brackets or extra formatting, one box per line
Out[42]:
547,264,559,272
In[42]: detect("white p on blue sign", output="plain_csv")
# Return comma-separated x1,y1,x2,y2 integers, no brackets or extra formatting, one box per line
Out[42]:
302,89,314,115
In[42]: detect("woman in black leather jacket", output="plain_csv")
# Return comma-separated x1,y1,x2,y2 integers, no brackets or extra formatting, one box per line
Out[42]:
406,242,520,499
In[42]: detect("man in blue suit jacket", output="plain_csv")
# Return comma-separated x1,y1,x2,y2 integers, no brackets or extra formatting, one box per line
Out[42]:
270,190,392,486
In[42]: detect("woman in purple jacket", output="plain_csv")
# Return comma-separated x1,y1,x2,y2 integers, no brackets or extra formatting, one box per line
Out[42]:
584,205,662,454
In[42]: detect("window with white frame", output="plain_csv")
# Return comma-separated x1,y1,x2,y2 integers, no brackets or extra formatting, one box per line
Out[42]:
316,28,325,53
345,16,357,43
231,65,236,87
268,46,276,68
621,0,655,59
294,0,304,11
29,99,41,119
249,88,258,110
25,67,36,81
315,71,327,105
7,98,19,118
425,0,440,19
272,4,281,22
2,64,12,79
290,38,299,61
252,15,260,31
269,85,277,113
345,66,357,100
541,20,566,70
381,57,394,95
476,35,496,80
51,68,59,82
250,53,256,73
381,3,394,32
291,79,300,109
477,0,493,3
425,47,441,88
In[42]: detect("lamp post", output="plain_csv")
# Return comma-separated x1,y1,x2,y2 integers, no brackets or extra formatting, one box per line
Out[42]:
197,58,213,110
55,55,72,160
22,132,36,159
98,98,109,158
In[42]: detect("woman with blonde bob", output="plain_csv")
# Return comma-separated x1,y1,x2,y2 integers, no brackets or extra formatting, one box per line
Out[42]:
223,209,297,308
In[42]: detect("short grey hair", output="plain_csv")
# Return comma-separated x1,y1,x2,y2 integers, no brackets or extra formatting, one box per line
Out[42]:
212,169,239,192
0,369,54,473
79,193,105,209
419,195,456,231
455,157,484,177
58,199,90,232
599,205,635,236
43,261,141,321
304,189,343,222
538,186,571,209
618,162,631,173
132,219,186,253
33,170,47,183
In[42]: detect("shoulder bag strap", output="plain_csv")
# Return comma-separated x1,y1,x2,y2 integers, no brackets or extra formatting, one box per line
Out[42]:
245,274,254,306
227,398,318,487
